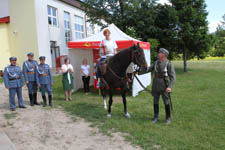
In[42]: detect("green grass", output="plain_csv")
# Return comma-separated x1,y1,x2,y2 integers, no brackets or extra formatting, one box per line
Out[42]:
52,60,225,150
4,112,17,119
0,77,3,83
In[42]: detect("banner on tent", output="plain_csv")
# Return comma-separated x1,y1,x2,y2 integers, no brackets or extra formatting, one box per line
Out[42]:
68,40,150,50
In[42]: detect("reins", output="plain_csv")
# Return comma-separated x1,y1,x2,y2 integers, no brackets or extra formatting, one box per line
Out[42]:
107,65,126,80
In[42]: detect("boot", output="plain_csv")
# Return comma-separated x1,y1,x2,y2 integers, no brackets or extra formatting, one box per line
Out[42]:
152,104,159,123
48,95,52,107
165,104,171,124
42,95,47,107
33,93,40,105
29,94,34,106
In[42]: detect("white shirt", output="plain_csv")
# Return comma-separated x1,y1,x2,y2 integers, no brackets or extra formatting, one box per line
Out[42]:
61,64,73,72
81,65,90,76
61,64,74,84
100,39,118,57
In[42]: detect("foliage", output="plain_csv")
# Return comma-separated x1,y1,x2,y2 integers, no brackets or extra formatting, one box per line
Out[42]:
210,15,225,57
148,38,159,62
170,0,211,72
81,0,157,41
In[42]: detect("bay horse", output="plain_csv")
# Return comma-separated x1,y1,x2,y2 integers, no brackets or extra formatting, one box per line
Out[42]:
100,43,148,118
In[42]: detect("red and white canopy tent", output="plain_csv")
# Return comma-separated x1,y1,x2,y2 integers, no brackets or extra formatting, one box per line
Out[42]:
68,24,151,97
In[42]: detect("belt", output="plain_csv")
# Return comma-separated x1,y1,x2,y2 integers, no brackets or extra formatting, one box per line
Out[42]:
27,72,35,74
154,74,164,78
40,74,49,76
9,78,21,81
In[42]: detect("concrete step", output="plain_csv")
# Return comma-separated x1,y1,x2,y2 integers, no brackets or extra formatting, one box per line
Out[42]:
0,132,17,150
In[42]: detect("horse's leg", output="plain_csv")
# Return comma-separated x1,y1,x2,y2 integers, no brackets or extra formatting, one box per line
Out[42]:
100,86,107,110
107,88,113,118
121,87,131,118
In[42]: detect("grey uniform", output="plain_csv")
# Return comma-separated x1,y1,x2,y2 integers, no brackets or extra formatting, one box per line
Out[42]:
147,59,176,105
3,65,25,109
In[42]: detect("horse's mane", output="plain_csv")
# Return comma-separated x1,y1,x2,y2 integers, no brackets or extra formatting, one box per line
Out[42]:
111,45,134,61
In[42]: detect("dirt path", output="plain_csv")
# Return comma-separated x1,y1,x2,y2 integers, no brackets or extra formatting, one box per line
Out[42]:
0,84,141,150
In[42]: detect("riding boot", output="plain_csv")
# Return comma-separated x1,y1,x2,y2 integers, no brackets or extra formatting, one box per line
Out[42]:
29,94,34,106
33,93,40,105
152,104,159,123
48,95,52,107
165,104,171,124
42,95,47,107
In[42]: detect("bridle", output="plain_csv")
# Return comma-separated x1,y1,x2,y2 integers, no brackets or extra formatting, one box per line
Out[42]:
131,47,147,73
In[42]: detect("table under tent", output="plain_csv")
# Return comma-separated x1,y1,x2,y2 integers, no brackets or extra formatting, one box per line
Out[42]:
68,24,151,97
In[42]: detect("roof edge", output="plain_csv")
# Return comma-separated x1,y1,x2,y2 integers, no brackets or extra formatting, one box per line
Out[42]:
0,16,10,24
59,0,84,10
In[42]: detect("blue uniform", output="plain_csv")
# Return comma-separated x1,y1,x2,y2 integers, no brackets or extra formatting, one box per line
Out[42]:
36,63,53,96
3,65,25,109
23,60,38,94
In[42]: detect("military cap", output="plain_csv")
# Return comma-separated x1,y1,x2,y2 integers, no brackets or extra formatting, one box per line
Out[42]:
39,56,46,60
9,57,17,61
27,52,34,56
159,48,169,56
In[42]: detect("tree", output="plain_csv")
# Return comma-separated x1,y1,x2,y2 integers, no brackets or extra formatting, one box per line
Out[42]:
210,15,225,57
154,4,178,60
81,0,157,41
170,0,211,72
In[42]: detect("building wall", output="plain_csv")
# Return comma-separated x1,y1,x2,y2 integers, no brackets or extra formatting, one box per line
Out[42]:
34,0,87,67
0,24,11,70
7,0,39,67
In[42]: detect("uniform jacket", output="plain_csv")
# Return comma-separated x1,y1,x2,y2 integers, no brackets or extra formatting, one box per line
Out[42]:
36,63,53,85
23,60,38,82
3,65,24,88
147,59,176,93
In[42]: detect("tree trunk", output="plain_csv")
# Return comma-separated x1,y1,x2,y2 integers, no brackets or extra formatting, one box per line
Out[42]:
183,49,187,72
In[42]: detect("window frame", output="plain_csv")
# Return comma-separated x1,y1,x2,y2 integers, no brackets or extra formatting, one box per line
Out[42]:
64,11,71,46
47,6,58,27
74,15,85,40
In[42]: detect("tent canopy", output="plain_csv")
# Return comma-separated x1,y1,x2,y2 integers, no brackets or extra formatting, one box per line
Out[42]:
68,24,150,50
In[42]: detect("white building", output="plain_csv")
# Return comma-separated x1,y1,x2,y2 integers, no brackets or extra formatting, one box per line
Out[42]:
0,0,101,69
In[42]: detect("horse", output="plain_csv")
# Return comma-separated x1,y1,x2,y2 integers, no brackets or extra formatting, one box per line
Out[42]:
100,43,148,118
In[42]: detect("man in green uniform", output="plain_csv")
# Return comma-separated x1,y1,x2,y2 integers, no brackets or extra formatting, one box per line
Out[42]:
147,48,176,124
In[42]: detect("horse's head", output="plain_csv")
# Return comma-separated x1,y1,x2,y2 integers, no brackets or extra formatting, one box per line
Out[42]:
132,43,148,73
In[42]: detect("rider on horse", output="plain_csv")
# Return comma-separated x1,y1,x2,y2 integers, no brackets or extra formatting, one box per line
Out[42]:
96,29,118,87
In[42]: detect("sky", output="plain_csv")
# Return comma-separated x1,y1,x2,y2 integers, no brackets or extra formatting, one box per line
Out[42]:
158,0,225,33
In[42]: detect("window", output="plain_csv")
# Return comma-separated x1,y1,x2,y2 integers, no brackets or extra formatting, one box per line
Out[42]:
74,15,85,39
48,6,58,27
86,22,95,37
64,12,71,45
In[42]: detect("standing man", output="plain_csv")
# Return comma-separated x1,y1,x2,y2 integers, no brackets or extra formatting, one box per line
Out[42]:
146,48,176,124
3,57,26,111
23,52,39,106
36,56,53,107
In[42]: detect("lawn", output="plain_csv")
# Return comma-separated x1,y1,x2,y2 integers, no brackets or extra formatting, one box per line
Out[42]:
52,60,225,150
0,77,3,83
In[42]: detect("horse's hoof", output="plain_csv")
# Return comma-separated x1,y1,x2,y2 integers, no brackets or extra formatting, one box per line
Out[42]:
125,113,131,118
107,114,111,118
104,105,107,110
